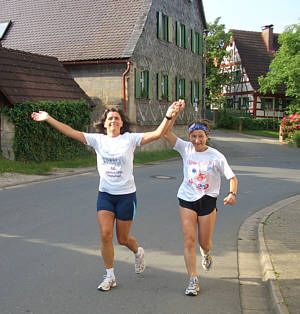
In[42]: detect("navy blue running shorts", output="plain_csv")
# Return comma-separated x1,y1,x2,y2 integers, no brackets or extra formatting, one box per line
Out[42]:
97,191,137,221
178,195,217,216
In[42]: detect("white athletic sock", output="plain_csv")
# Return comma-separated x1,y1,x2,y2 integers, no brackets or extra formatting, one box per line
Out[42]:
134,248,141,258
106,268,115,278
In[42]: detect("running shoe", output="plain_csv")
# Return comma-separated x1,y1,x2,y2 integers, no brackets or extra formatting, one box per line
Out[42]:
135,247,146,274
200,247,213,271
185,277,200,296
97,275,117,291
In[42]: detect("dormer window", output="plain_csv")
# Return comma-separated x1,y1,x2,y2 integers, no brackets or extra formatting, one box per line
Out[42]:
0,21,12,40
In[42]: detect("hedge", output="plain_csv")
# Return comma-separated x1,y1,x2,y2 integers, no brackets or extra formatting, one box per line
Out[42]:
217,110,280,131
1,100,92,162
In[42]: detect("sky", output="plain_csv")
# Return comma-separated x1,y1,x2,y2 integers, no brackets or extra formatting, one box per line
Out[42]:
202,0,300,33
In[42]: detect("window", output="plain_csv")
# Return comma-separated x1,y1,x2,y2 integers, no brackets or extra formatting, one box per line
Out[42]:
157,73,172,101
242,97,249,109
226,98,234,108
191,80,201,104
191,30,202,55
261,98,273,110
0,21,12,40
135,69,152,99
157,12,173,42
233,70,241,82
176,21,188,48
175,77,187,100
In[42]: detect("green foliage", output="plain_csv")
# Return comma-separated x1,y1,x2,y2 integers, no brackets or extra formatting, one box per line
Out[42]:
206,17,233,107
259,23,300,99
294,130,300,147
285,99,300,115
217,110,280,131
1,100,92,162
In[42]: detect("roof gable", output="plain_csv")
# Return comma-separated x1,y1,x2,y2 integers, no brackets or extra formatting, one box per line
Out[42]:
231,29,282,91
0,47,92,105
0,0,148,61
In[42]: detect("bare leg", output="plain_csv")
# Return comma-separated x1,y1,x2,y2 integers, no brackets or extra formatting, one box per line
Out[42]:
198,209,217,254
179,206,198,277
116,219,138,253
97,210,115,269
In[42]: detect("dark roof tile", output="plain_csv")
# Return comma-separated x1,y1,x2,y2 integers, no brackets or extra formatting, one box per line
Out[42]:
0,0,146,61
231,29,284,93
0,47,93,105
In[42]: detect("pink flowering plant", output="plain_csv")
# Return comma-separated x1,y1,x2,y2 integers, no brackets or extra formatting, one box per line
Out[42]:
280,113,300,142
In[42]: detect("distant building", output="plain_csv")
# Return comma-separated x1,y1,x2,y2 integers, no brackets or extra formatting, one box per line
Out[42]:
221,25,291,119
0,47,92,159
0,0,207,149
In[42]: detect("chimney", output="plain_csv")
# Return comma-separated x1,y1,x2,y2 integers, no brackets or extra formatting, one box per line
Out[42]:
261,24,274,52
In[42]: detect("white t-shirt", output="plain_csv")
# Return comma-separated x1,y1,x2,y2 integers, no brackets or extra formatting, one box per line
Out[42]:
174,137,235,201
83,132,143,195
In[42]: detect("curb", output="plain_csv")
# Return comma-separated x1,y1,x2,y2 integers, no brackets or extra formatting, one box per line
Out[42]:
257,194,300,314
0,167,97,190
238,194,300,314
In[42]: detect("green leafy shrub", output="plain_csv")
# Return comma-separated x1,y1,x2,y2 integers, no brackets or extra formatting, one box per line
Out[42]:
1,100,92,162
294,130,300,148
217,110,279,131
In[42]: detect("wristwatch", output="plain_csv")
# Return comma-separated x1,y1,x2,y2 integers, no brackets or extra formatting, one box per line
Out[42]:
228,191,236,196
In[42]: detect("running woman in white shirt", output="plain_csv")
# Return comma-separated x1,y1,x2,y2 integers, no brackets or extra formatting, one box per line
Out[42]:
31,104,179,292
164,100,238,296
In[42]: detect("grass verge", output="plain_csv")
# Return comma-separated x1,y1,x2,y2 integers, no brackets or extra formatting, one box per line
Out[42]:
0,150,179,175
216,128,279,138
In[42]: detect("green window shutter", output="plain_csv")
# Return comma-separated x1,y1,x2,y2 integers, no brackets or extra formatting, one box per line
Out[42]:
184,79,188,101
157,12,162,39
148,71,152,99
135,68,141,99
175,77,179,99
176,21,181,46
185,26,189,49
157,72,162,100
168,16,173,43
191,29,195,53
168,75,172,101
191,80,194,103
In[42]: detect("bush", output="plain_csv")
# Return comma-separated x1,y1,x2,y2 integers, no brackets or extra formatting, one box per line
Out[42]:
217,110,279,131
294,130,300,148
1,100,92,162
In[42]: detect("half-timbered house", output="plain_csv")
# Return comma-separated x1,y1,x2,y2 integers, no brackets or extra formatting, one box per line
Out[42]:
221,25,291,120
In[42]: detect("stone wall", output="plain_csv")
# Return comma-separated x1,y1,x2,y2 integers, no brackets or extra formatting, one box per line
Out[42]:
131,0,205,126
1,114,15,160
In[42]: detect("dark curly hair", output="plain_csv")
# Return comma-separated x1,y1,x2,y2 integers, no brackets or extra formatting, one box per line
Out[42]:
94,108,132,134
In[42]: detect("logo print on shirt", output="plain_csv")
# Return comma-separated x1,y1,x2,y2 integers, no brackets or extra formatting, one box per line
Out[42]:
187,161,213,191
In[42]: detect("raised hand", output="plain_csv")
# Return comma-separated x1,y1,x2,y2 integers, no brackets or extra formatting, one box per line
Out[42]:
31,111,50,122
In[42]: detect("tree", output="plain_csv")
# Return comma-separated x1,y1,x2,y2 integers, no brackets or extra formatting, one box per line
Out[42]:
259,23,300,113
205,17,232,108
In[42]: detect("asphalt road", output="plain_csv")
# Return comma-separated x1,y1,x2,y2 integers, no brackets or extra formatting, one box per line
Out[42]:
0,131,299,314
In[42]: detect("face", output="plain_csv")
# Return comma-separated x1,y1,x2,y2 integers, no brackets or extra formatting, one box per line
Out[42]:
104,111,123,134
189,129,208,151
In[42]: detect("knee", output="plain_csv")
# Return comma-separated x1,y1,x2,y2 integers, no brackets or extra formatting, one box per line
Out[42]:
184,235,196,251
100,231,113,244
117,236,129,246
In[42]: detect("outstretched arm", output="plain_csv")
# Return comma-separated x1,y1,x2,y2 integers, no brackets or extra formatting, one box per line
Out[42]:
31,111,87,144
140,103,180,145
223,176,238,205
164,99,185,148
